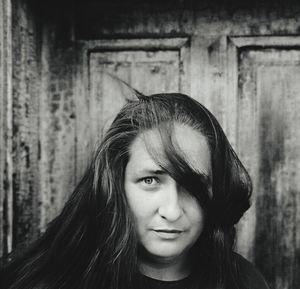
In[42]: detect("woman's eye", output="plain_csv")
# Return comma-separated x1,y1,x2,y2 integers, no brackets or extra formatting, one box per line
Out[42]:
141,177,158,185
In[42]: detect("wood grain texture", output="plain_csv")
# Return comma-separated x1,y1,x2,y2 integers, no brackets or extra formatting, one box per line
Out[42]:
89,50,181,139
227,38,300,289
254,52,300,289
10,0,41,248
38,25,77,231
0,0,13,257
75,4,300,39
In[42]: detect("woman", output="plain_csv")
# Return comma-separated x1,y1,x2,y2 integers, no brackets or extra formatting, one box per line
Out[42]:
0,93,269,289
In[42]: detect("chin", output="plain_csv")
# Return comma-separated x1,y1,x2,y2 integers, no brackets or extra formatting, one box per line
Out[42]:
146,245,186,260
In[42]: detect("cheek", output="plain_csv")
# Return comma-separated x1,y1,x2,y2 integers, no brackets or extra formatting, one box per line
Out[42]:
186,202,206,232
125,188,153,222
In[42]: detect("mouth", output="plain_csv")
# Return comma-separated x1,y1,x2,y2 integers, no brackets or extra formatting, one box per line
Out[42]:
154,229,183,233
152,229,184,239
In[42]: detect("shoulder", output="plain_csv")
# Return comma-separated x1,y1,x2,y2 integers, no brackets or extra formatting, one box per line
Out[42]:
234,253,270,289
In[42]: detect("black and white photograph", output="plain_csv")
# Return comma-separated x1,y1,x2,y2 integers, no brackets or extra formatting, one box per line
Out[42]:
0,1,299,288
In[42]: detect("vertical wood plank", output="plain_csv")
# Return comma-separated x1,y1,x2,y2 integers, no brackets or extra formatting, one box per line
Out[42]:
207,36,228,130
74,42,90,181
179,39,191,95
0,0,13,257
235,48,259,262
11,0,41,248
190,36,211,107
38,26,77,229
226,37,239,148
190,36,228,130
38,33,52,233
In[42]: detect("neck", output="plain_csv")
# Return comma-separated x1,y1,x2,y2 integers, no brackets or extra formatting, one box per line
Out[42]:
139,252,191,281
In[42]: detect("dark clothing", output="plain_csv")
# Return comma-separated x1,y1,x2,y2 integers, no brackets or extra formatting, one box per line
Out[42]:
140,254,270,289
141,274,195,289
237,254,270,289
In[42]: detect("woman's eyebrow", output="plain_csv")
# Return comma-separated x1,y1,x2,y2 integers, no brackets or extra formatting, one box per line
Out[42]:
135,169,167,175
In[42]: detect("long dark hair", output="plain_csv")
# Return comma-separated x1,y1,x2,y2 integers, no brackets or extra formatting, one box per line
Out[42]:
0,93,252,289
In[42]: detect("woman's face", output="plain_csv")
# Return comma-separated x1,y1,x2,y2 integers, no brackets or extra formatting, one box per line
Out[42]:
124,124,212,264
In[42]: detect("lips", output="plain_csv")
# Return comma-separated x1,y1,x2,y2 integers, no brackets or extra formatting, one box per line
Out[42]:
154,229,183,233
152,229,184,240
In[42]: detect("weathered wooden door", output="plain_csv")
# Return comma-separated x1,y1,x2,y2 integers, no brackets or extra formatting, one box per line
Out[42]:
1,2,300,289
231,38,300,289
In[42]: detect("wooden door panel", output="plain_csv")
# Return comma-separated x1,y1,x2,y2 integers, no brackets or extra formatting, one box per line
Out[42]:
238,48,300,289
76,38,190,177
89,50,180,144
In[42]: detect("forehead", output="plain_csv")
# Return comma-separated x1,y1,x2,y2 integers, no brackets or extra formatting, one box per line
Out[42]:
128,124,212,178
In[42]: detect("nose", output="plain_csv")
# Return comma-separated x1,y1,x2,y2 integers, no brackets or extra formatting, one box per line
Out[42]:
158,182,183,222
